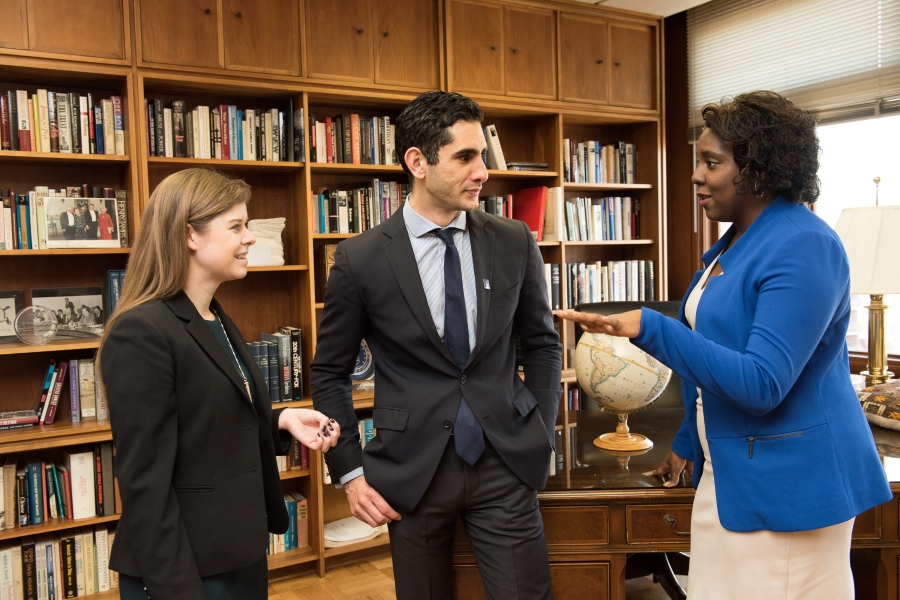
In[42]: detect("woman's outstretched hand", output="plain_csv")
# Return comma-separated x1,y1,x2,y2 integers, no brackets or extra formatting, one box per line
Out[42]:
278,408,341,452
553,309,642,338
652,449,693,488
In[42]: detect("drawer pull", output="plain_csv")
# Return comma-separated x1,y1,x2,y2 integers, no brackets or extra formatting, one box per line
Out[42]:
663,514,690,536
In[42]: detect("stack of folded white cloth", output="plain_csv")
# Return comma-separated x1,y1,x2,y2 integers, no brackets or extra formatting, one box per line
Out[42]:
247,218,286,266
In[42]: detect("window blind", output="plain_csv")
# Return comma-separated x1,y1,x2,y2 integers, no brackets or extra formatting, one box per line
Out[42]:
687,0,900,138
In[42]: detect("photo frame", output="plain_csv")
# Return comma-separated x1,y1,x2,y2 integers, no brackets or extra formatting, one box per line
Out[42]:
39,196,125,249
31,287,104,338
0,290,24,344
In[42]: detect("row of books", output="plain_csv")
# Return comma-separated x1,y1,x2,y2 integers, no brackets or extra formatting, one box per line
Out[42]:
312,180,409,234
565,260,656,308
549,424,585,476
143,99,304,162
0,526,118,599
276,438,310,473
476,194,513,217
563,196,641,242
0,186,128,250
479,126,552,172
0,444,118,531
309,114,395,165
104,270,125,321
247,327,304,403
321,416,375,485
563,139,637,184
0,90,125,156
268,492,309,555
6,357,108,430
567,387,581,411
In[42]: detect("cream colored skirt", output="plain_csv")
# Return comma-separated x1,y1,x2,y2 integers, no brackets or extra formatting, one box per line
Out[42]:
688,404,855,600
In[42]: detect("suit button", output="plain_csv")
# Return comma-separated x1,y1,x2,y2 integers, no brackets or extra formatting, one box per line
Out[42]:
460,375,467,384
443,420,452,429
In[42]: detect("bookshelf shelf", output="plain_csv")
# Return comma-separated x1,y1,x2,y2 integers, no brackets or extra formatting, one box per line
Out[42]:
312,233,357,240
246,265,308,272
314,302,324,309
310,163,402,174
323,531,390,558
0,151,130,165
0,338,102,356
0,248,131,256
146,156,304,172
563,183,654,192
561,240,654,247
488,170,558,179
0,420,111,455
280,468,311,480
267,545,319,570
0,514,120,542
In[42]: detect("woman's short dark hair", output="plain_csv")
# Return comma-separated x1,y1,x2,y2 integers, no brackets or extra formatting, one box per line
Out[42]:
395,91,484,181
702,91,820,204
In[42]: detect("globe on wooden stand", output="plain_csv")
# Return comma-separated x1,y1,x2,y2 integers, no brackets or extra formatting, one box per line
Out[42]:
574,332,673,453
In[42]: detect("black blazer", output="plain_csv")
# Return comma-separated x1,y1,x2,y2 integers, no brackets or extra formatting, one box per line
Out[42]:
311,208,563,513
101,292,291,599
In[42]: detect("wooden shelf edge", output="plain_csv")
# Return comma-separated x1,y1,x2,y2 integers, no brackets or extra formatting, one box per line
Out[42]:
0,248,131,256
246,265,308,272
279,468,311,480
487,170,558,178
266,546,318,569
0,514,120,542
561,240,653,246
563,183,653,191
0,151,129,164
323,531,390,558
147,156,303,170
0,338,102,356
310,163,402,173
312,233,357,240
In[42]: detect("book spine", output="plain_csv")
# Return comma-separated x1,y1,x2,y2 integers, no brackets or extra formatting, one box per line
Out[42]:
92,104,104,154
92,447,103,518
62,538,75,599
79,96,90,155
115,190,128,248
94,528,108,592
99,445,113,517
68,359,79,424
171,101,186,157
69,93,80,154
16,90,31,152
43,361,68,425
86,93,95,154
163,108,173,158
111,96,125,156
25,465,41,526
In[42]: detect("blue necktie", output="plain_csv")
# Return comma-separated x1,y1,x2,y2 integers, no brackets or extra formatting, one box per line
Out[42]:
433,228,484,466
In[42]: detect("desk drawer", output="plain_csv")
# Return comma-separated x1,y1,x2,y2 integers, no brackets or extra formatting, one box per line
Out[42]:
851,505,880,540
542,506,609,548
453,562,610,600
626,504,693,544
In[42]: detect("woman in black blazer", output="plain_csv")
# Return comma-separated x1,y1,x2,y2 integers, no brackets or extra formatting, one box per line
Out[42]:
98,169,340,600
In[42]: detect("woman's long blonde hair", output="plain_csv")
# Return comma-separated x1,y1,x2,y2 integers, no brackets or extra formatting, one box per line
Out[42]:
96,168,251,386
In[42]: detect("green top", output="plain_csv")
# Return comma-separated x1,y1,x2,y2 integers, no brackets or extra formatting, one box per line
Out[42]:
206,314,255,404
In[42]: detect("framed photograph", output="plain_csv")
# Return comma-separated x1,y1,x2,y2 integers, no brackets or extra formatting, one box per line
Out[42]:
0,290,24,344
31,287,104,338
39,196,124,249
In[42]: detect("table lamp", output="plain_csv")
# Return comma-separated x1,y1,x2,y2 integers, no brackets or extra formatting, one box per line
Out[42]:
834,201,900,386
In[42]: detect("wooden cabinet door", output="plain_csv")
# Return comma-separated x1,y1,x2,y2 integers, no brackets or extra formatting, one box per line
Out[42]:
223,0,300,75
504,6,556,100
304,0,374,82
560,13,608,104
373,0,438,88
609,21,657,109
0,0,28,50
448,0,504,95
27,0,125,60
139,0,222,69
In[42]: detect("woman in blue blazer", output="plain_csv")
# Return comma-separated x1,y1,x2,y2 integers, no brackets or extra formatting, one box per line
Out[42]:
558,91,891,599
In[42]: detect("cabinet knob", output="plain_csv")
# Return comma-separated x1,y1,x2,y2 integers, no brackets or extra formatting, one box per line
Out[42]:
358,28,364,34
597,59,604,64
512,48,519,53
491,45,497,50
615,61,621,66
663,514,691,536
204,7,211,14
383,31,389,37
236,12,242,18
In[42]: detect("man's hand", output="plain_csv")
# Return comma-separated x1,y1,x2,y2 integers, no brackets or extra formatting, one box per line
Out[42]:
553,309,642,338
652,449,693,488
344,476,402,527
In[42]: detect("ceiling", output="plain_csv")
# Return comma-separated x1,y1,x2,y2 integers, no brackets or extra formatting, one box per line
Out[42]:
573,0,710,17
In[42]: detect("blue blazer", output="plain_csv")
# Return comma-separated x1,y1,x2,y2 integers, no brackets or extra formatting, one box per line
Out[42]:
633,197,891,532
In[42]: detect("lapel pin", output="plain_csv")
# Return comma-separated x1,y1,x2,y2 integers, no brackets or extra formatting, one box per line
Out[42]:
483,279,490,289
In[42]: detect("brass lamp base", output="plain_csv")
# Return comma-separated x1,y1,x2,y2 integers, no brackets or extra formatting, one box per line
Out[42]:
865,294,895,388
593,414,653,452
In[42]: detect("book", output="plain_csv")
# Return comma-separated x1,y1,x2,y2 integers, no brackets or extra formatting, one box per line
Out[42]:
42,361,68,425
93,446,104,517
68,359,80,424
512,186,548,242
16,90,31,152
63,451,94,520
82,528,95,595
78,360,96,420
278,326,303,400
3,458,16,530
94,528,109,592
99,444,114,517
21,537,36,600
261,333,291,401
485,125,507,170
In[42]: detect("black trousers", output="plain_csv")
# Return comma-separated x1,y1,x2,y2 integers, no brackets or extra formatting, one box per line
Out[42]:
388,437,552,599
118,554,268,600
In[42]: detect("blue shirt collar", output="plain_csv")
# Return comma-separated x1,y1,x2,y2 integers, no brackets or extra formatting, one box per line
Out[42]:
403,199,468,238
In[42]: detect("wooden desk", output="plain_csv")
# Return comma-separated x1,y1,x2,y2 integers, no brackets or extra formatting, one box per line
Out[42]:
451,407,900,600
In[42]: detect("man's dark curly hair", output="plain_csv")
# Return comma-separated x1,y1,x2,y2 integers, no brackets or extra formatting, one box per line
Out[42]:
395,91,484,182
702,91,820,204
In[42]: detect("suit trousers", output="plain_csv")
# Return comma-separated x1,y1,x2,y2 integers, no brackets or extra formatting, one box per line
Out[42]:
388,437,552,600
118,555,268,600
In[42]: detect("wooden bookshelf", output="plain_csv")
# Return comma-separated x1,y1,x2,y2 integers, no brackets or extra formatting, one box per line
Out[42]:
0,514,120,542
280,468,311,480
0,0,664,590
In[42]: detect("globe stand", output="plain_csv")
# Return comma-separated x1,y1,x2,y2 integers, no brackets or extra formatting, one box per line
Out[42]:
593,414,653,452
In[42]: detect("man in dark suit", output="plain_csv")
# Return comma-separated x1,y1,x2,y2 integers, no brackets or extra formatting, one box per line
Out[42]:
84,203,99,239
312,91,562,598
60,207,76,239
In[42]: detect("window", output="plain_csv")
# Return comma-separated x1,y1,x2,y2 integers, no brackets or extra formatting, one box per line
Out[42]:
816,114,900,354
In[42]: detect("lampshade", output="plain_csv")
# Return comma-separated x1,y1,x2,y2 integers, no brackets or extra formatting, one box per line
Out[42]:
834,206,900,295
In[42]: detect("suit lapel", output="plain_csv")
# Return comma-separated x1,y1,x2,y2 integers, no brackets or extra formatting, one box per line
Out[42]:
212,299,268,410
381,210,457,367
166,292,254,405
465,211,493,369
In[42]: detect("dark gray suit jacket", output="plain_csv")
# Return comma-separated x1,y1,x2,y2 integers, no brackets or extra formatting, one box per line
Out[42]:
311,208,562,513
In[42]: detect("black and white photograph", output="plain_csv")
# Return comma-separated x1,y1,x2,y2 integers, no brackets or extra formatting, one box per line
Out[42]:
40,196,121,249
31,287,104,338
0,290,24,344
